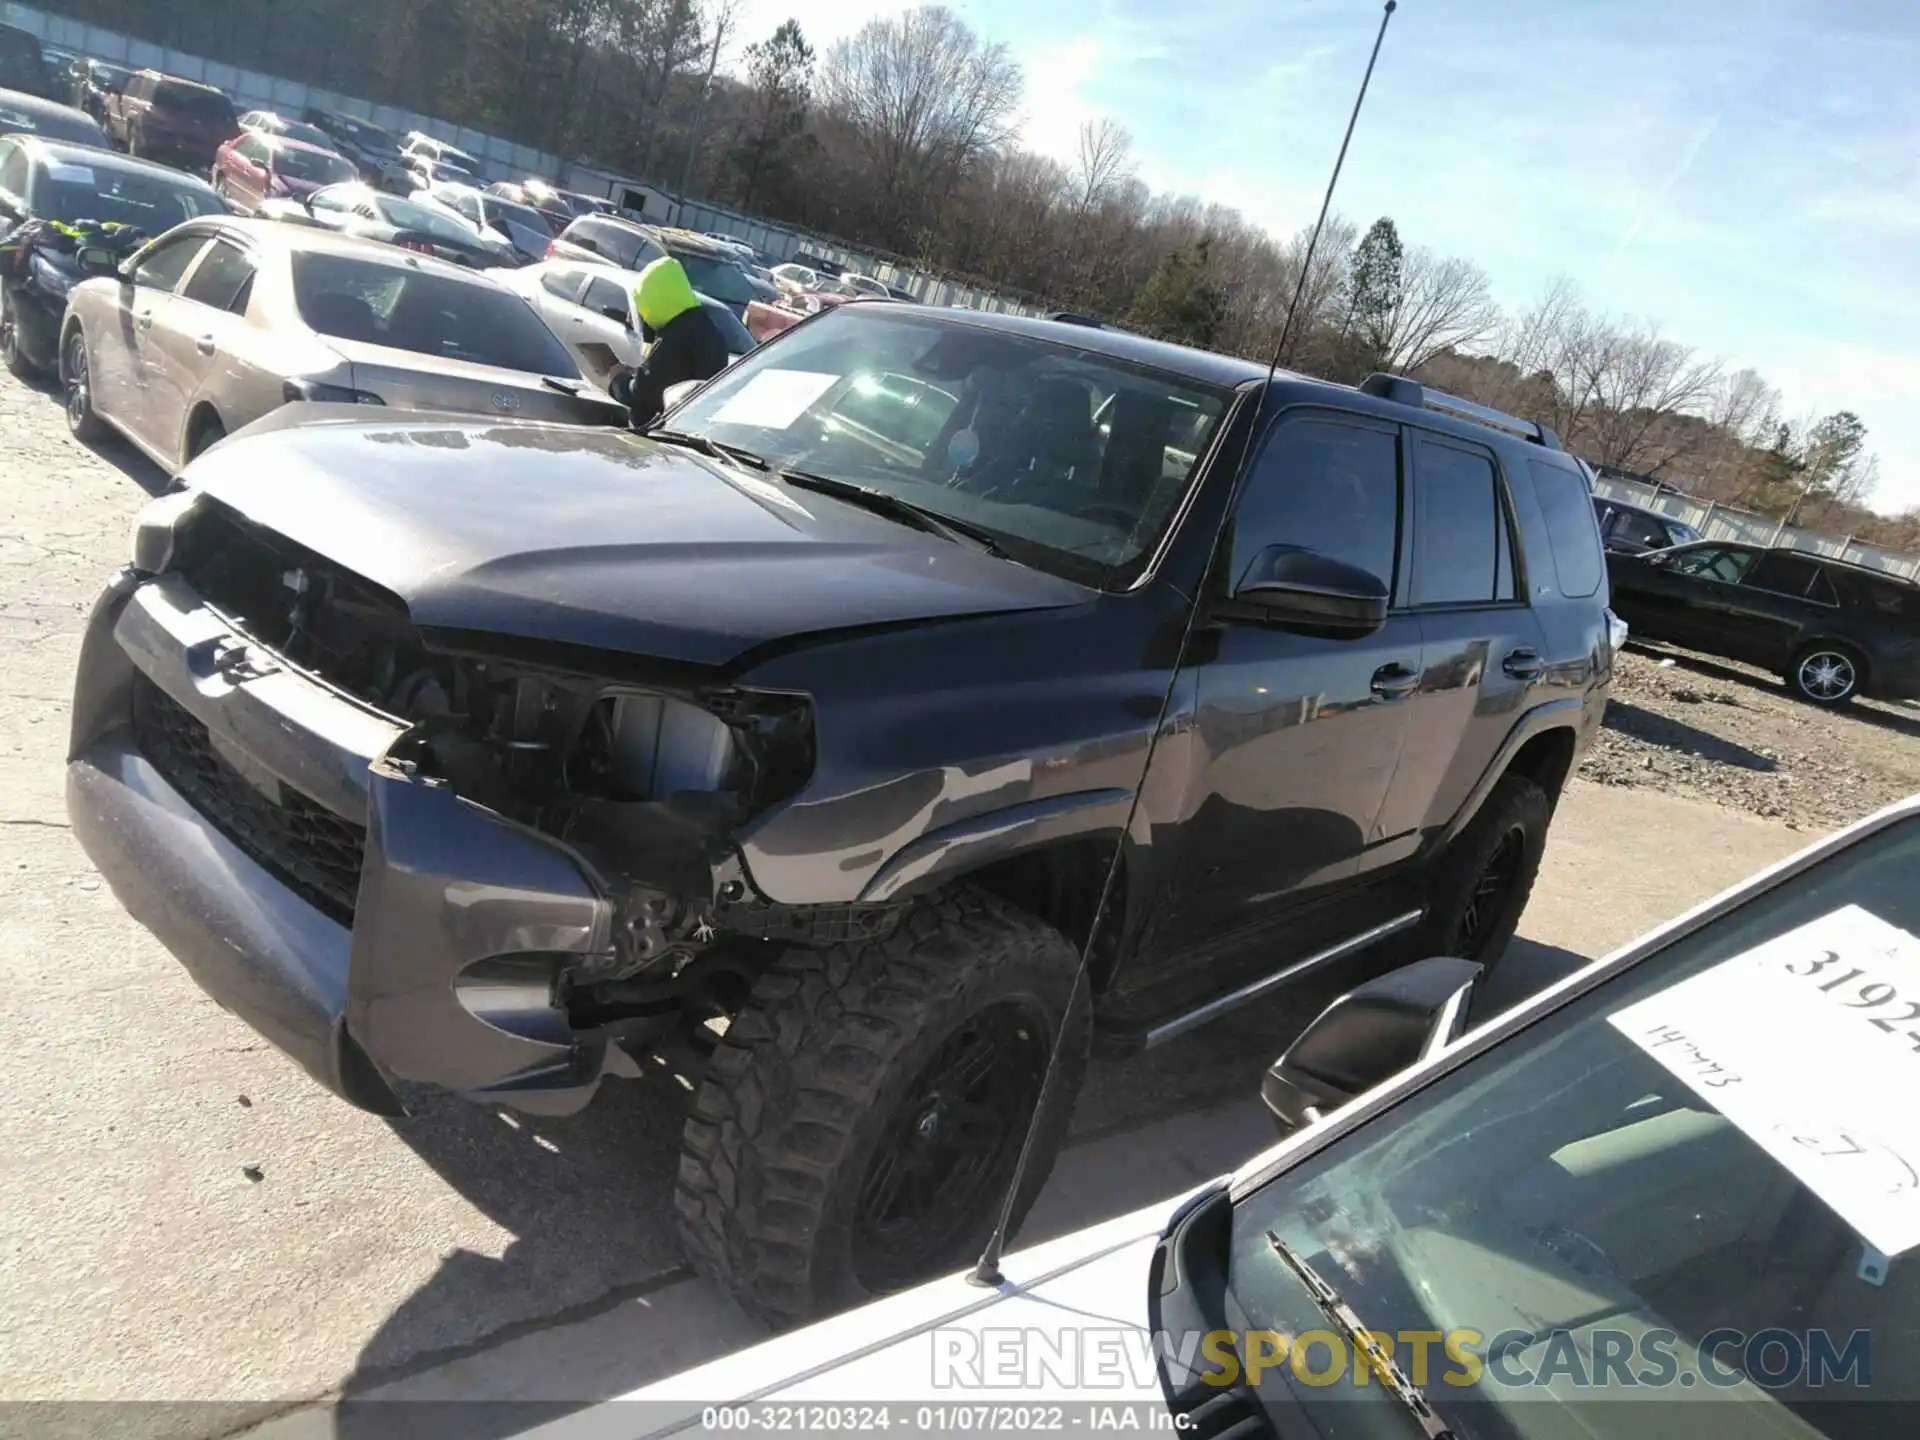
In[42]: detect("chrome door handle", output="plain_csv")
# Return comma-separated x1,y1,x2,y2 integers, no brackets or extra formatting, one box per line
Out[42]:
1370,663,1420,700
195,336,216,355
1503,648,1545,681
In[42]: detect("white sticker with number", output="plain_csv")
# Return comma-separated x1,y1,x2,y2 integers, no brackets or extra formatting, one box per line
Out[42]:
1609,904,1920,1255
708,368,838,430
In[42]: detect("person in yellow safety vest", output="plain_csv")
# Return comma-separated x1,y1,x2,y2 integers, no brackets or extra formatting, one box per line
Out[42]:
607,255,730,430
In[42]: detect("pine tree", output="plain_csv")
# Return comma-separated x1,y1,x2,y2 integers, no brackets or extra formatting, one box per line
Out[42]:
1125,237,1229,349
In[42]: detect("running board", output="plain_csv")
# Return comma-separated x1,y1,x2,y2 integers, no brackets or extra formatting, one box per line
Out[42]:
1141,908,1426,1049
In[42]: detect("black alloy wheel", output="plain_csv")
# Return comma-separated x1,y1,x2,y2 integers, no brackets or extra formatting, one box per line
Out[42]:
850,998,1049,1294
1453,824,1525,957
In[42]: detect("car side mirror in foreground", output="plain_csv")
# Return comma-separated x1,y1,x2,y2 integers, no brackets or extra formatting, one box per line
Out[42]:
75,246,119,277
1231,546,1389,639
1261,956,1482,1133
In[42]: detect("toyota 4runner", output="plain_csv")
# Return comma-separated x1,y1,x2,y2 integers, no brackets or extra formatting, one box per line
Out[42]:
67,303,1613,1325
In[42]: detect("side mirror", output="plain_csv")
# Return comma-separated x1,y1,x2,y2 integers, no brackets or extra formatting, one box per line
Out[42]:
1230,545,1388,639
75,246,119,277
1261,957,1482,1132
599,305,630,327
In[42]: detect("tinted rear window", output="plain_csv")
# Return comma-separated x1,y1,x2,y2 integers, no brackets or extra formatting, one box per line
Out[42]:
290,252,579,376
154,82,233,124
1530,459,1605,597
1412,436,1510,606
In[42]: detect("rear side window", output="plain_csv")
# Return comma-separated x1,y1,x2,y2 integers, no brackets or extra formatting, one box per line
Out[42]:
290,251,580,377
581,275,630,320
540,266,586,300
1529,459,1604,598
1746,551,1831,603
1232,417,1401,590
181,239,255,313
1411,436,1512,606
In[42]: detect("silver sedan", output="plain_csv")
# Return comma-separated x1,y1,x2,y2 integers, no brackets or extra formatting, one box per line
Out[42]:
57,216,624,474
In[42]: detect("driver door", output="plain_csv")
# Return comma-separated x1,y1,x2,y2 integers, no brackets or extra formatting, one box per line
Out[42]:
89,230,207,449
1136,412,1424,1010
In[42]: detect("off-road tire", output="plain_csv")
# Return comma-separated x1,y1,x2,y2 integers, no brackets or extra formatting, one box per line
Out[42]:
1418,773,1551,969
1788,642,1863,708
677,887,1089,1329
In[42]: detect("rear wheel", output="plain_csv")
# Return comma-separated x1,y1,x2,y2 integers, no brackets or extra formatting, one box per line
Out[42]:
1789,644,1861,707
185,413,226,463
677,888,1087,1328
62,327,106,443
1418,773,1551,970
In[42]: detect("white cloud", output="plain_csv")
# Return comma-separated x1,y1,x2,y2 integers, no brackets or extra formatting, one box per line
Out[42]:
1014,36,1110,163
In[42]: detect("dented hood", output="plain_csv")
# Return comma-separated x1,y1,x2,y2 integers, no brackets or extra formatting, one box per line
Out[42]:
182,409,1092,668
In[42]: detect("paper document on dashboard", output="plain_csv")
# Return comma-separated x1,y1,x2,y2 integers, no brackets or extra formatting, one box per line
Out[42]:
1609,904,1920,1256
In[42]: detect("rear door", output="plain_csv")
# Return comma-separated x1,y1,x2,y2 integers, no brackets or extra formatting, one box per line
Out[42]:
1721,550,1838,669
1374,430,1547,850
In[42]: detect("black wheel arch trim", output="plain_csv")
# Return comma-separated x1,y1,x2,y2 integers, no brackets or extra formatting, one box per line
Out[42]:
1439,696,1589,850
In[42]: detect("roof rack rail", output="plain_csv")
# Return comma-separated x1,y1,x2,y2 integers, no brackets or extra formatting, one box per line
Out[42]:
1358,372,1562,450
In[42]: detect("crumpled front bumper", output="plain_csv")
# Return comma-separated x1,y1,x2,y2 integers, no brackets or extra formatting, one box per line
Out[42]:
66,570,619,1115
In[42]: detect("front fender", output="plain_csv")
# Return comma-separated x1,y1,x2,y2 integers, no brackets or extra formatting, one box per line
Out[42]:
856,786,1136,903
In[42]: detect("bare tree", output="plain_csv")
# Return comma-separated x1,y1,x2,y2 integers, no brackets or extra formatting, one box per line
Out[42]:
817,5,1023,247
1578,324,1724,475
1071,117,1134,212
1377,250,1499,373
674,0,742,195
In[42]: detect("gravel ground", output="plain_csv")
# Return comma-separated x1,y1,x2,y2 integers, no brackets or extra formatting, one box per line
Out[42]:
1579,640,1920,833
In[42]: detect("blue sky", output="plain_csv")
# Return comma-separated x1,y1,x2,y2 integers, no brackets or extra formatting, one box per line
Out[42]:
736,0,1920,510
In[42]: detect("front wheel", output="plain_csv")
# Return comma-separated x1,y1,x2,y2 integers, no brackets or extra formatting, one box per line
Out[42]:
62,327,106,442
677,889,1088,1328
1418,773,1551,969
0,289,31,378
1789,644,1862,707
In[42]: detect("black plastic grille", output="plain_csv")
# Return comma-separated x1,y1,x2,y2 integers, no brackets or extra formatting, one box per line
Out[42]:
132,675,366,925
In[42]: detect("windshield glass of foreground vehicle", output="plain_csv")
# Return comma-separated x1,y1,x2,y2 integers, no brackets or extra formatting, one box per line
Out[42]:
290,252,580,377
668,307,1229,582
34,167,225,229
1227,814,1920,1437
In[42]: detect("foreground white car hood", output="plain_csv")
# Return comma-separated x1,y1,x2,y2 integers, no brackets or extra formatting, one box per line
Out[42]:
524,1193,1205,1438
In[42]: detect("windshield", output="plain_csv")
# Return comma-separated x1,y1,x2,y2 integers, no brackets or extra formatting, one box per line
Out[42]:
154,82,233,125
274,147,357,185
290,252,579,376
326,114,393,150
268,118,333,149
484,197,552,253
667,306,1230,585
377,195,480,246
670,250,756,305
34,164,225,229
1228,813,1920,1436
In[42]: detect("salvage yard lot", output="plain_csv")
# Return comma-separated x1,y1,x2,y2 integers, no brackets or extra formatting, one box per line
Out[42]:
0,362,1908,1420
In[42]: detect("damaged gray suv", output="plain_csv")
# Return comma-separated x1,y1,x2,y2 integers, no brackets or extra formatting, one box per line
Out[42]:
67,304,1612,1325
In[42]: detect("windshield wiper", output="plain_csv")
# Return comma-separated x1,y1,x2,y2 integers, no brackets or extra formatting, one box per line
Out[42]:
1266,1231,1456,1440
776,468,1000,554
646,429,770,471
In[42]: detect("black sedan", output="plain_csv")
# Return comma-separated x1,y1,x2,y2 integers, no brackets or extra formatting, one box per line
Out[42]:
0,134,226,376
0,86,110,146
259,181,518,268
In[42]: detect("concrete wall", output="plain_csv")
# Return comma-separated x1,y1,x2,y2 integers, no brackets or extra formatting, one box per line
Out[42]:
1591,473,1920,580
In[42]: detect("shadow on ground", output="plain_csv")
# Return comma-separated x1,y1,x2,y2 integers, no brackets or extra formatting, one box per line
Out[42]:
320,924,1586,1434
1623,640,1920,741
14,366,174,496
1600,697,1777,770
